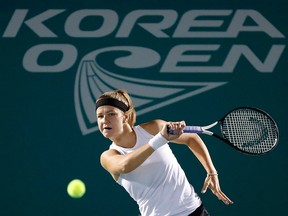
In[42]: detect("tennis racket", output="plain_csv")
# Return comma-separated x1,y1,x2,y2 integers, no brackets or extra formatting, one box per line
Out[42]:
168,107,279,155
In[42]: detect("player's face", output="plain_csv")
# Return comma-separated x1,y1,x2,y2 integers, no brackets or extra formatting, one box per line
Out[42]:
96,105,126,138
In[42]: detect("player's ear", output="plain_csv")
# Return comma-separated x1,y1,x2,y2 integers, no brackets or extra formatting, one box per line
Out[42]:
123,113,129,123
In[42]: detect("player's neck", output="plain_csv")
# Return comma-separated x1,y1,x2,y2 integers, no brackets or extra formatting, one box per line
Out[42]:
112,125,136,148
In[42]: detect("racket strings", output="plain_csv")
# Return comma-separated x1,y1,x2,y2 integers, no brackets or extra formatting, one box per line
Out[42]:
222,109,278,154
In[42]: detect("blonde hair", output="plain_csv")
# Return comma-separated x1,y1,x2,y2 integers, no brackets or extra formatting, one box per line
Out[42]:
96,89,136,127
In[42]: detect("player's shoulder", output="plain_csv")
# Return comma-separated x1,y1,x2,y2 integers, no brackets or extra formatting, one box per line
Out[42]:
140,119,166,135
101,148,121,158
100,149,120,166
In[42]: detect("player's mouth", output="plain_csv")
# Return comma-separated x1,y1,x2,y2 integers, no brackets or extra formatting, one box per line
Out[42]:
103,126,112,131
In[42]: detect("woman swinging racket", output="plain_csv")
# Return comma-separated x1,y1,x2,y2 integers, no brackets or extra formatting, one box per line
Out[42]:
96,89,233,216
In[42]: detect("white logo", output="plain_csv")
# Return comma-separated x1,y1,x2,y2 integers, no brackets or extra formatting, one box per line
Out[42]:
74,46,227,135
2,9,284,135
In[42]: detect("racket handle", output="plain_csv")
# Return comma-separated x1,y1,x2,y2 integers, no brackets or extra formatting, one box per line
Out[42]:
183,126,203,133
167,126,203,134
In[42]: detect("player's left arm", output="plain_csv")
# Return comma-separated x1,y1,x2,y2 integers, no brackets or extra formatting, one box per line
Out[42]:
169,123,233,205
173,132,217,175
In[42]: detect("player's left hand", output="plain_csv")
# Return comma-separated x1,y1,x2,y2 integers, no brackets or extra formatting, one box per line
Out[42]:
201,174,234,205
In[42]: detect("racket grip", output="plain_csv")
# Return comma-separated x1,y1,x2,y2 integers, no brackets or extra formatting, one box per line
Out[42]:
167,126,203,134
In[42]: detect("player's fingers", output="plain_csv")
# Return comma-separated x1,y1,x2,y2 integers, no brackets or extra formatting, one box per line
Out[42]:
221,192,233,205
204,175,233,205
180,120,186,128
215,190,233,205
201,179,209,193
172,121,184,128
168,122,184,135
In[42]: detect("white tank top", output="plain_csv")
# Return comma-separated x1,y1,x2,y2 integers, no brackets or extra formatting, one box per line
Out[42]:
109,125,201,216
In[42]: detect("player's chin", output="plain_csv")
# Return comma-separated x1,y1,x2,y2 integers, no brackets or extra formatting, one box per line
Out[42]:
101,129,113,138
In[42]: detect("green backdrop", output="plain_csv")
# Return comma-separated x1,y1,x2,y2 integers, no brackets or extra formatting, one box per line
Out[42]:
1,0,287,215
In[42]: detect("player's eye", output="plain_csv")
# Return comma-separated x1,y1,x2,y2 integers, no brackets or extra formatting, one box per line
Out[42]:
97,114,103,119
108,112,116,117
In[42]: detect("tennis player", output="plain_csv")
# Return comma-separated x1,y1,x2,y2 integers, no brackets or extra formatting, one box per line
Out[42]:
96,89,233,216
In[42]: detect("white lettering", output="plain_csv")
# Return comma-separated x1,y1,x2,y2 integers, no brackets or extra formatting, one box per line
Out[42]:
3,10,28,37
65,9,118,37
161,44,285,72
161,45,223,72
227,10,284,38
1,9,285,74
3,9,65,37
174,10,284,38
116,10,177,38
173,10,233,38
23,44,77,72
3,9,284,38
222,44,285,72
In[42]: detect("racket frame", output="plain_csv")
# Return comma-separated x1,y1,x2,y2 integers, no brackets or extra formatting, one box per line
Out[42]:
217,106,279,155
169,106,279,155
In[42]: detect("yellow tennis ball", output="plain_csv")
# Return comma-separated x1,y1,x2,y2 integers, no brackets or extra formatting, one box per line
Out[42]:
67,179,86,198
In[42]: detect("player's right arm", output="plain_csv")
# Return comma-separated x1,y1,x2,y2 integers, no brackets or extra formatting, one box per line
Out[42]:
100,145,154,181
100,120,183,181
